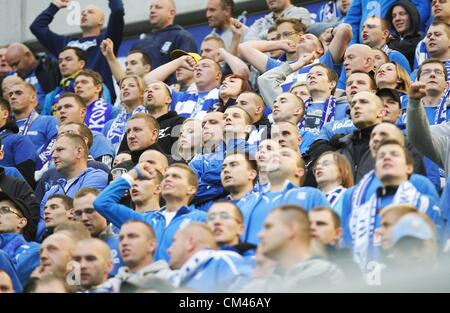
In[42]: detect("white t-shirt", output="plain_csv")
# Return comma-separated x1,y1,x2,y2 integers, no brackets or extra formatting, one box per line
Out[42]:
161,211,177,227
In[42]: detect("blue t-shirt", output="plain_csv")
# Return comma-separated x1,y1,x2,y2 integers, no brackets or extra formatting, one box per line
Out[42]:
0,131,37,167
16,114,58,150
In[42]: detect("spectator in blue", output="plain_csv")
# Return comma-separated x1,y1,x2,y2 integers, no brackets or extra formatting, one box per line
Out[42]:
0,258,21,293
0,191,41,285
340,139,443,269
9,82,58,155
30,0,125,103
168,222,252,292
72,188,123,276
344,0,429,44
237,147,330,245
385,0,424,69
93,162,206,262
413,0,450,69
240,18,307,74
0,98,36,188
409,60,450,189
335,123,438,216
220,153,257,202
317,0,352,23
118,82,186,157
5,43,60,109
74,70,114,133
257,23,352,104
131,0,197,85
206,201,257,262
53,94,115,166
38,133,108,240
145,56,221,119
103,75,147,153
241,205,344,292
40,195,73,242
313,151,355,209
100,220,172,293
361,16,411,73
35,122,111,193
412,22,450,81
42,47,87,116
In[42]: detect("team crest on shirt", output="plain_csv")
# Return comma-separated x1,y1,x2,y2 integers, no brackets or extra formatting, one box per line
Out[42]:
161,41,172,54
296,192,306,200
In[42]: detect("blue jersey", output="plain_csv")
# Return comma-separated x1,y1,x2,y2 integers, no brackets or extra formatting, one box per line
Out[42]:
0,233,40,286
171,249,253,292
171,88,220,119
38,168,108,239
237,182,330,245
0,131,36,167
93,176,207,261
101,231,123,277
439,176,450,239
30,1,125,102
16,114,58,150
0,250,23,293
91,131,115,162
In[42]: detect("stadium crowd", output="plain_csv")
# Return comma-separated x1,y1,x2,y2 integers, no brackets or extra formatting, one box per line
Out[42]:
1,0,450,293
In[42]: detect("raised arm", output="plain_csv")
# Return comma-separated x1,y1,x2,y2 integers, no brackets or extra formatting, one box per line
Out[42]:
29,1,70,56
407,82,445,167
144,55,195,85
238,40,295,73
328,23,353,64
100,38,125,82
93,163,156,228
228,18,245,57
257,53,315,108
105,0,125,51
219,48,249,79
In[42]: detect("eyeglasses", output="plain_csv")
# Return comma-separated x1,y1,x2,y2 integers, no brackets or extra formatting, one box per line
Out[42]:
207,212,240,222
73,208,96,217
276,31,298,40
0,206,23,218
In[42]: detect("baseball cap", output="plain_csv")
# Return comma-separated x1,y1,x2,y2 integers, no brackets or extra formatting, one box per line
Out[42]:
391,214,434,245
170,49,202,64
376,88,401,106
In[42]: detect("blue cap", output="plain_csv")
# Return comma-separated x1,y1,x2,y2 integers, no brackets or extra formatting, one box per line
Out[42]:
391,214,434,245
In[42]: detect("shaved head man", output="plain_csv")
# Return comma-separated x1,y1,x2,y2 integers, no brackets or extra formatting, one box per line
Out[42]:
343,44,375,75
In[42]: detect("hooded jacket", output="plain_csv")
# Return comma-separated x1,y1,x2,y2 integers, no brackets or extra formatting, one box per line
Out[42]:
386,0,424,69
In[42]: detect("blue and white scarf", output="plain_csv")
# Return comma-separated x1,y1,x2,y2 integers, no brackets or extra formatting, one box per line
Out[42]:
325,186,346,207
435,87,450,125
350,180,425,269
35,135,58,172
85,99,112,133
299,96,337,132
106,105,146,152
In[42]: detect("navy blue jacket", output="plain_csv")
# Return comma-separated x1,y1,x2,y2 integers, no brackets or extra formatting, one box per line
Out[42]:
30,0,125,101
131,24,197,84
